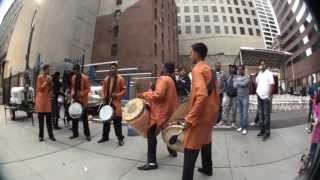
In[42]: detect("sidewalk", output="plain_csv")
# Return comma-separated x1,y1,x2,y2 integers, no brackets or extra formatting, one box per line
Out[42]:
0,108,310,180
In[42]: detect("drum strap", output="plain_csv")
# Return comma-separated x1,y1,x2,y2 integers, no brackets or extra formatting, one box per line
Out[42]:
105,75,118,104
74,73,81,100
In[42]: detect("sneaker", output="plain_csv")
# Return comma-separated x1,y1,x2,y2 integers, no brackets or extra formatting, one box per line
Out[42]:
237,128,242,132
250,122,256,126
241,129,247,135
198,167,213,176
216,121,226,126
137,163,158,170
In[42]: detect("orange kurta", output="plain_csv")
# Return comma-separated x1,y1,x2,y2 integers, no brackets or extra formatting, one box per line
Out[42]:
102,75,126,117
143,76,179,130
35,74,52,113
184,61,220,150
71,73,91,107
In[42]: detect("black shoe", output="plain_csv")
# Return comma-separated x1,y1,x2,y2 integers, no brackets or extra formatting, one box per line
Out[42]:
49,137,56,141
69,135,79,139
39,137,44,142
137,163,158,170
86,136,91,141
257,131,265,137
198,168,213,176
118,139,124,146
262,134,270,141
53,126,62,130
97,137,109,143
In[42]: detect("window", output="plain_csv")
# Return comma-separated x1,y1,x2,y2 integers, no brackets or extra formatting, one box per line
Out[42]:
116,0,122,5
251,10,256,16
215,26,221,34
228,7,233,13
205,25,211,33
212,6,217,12
222,16,227,22
219,0,224,4
233,0,238,5
246,18,251,25
194,15,200,22
203,6,209,12
238,17,243,24
193,6,199,12
232,26,237,34
244,8,248,15
186,26,191,34
177,7,180,13
154,43,157,56
111,44,118,57
236,8,240,14
113,26,119,38
154,8,158,20
254,19,258,26
204,15,210,22
230,16,235,23
195,26,201,33
224,26,229,34
240,27,245,35
227,0,230,4
184,6,190,13
185,16,191,23
177,16,181,23
241,0,246,6
178,26,181,34
213,15,219,22
221,7,225,13
248,28,253,35
256,28,261,36
249,1,253,7
154,24,157,37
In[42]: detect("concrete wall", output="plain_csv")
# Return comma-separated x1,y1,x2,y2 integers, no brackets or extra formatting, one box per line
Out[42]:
4,0,100,78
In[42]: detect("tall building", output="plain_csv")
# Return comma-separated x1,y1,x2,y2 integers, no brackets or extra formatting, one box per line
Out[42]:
2,0,100,78
254,0,279,49
92,0,178,73
176,0,265,69
271,0,320,90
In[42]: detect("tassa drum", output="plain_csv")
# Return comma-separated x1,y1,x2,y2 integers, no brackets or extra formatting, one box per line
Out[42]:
98,105,114,122
68,102,83,119
123,98,150,138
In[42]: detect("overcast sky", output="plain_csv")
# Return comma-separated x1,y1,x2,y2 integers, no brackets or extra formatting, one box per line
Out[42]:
0,0,15,24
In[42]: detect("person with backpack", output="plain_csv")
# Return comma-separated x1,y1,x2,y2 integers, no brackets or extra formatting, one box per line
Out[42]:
217,65,238,128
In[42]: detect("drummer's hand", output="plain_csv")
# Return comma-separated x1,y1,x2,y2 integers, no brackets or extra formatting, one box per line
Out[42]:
111,93,117,98
184,122,192,130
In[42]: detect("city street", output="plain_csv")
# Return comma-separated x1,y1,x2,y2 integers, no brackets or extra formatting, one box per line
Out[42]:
0,107,309,180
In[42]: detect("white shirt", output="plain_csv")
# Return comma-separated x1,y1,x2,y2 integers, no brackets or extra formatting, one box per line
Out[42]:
256,69,275,99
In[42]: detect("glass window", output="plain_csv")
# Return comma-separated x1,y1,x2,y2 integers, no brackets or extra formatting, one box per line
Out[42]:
204,15,210,22
251,10,256,16
213,15,219,22
236,8,241,14
177,16,181,23
233,0,238,5
212,6,218,12
228,7,233,13
184,6,190,13
205,25,211,33
224,26,229,34
219,0,224,4
230,16,235,23
246,18,251,25
223,16,227,22
238,17,243,24
185,16,191,23
221,7,225,13
186,26,191,34
248,28,253,35
215,26,221,34
203,6,209,12
256,28,261,36
194,6,199,12
227,0,230,4
254,19,259,25
240,27,245,35
194,15,200,22
244,8,248,15
195,26,201,33
241,0,246,6
249,1,253,7
232,26,237,34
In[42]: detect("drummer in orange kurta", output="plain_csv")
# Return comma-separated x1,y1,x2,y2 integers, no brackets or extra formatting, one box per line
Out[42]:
35,64,56,142
69,64,91,141
182,43,219,180
97,63,126,146
137,62,179,171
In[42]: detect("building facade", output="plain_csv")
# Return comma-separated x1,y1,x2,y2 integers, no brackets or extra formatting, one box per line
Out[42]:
254,0,279,49
2,0,100,78
271,0,320,90
176,0,265,69
91,0,178,73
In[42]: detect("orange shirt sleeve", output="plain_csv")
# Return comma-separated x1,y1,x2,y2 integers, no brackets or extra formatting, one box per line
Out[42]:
185,70,208,126
116,77,126,98
37,76,48,92
143,77,167,102
80,77,90,97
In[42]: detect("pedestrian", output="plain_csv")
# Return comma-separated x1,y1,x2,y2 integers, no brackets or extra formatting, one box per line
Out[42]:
182,43,219,180
97,63,126,146
309,91,320,162
35,64,56,142
234,65,250,135
51,71,62,130
256,60,275,141
217,65,237,128
69,64,91,141
137,62,179,170
214,61,226,123
176,67,191,98
306,76,319,133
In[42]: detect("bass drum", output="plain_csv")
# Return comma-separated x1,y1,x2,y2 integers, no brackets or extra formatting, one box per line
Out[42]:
162,97,189,153
68,102,83,119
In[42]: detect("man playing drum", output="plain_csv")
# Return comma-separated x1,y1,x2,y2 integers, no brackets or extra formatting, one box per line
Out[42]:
182,43,219,180
97,63,126,146
69,64,91,141
137,62,179,171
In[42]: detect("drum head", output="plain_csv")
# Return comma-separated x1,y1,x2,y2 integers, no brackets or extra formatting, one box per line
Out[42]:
162,124,185,153
99,105,114,121
69,102,83,119
123,98,145,121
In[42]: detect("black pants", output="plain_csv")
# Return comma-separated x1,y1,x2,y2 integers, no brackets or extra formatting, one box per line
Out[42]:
182,143,212,180
51,99,60,127
72,109,91,137
38,113,54,139
258,97,271,135
102,116,124,140
308,99,314,123
217,93,223,123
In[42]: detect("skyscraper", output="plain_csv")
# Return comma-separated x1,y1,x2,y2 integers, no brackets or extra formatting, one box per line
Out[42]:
271,0,320,90
176,0,265,68
254,0,279,49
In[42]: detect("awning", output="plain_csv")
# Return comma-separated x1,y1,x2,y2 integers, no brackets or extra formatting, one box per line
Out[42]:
234,47,293,68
